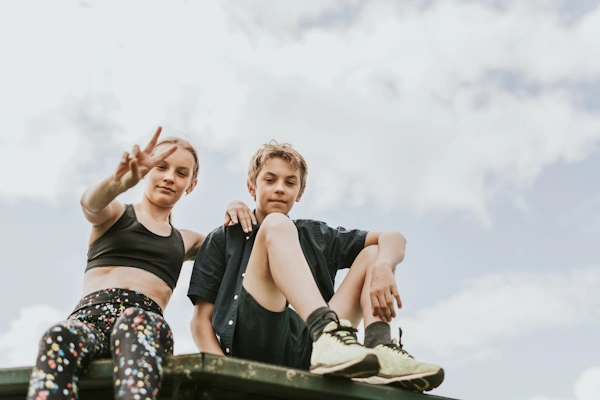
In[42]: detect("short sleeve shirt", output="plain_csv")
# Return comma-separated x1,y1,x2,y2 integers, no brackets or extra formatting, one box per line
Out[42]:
187,219,368,356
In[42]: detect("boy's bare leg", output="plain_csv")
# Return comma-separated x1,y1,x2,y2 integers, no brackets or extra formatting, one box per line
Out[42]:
330,246,445,391
329,245,384,327
242,213,327,320
241,213,380,378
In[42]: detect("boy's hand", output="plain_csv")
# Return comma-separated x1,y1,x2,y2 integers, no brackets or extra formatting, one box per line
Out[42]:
224,201,257,233
370,266,402,323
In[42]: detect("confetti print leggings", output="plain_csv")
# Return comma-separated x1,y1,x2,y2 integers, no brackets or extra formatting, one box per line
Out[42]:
26,288,174,400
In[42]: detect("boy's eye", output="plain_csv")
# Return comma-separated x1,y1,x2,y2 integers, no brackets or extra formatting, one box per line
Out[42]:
265,178,274,182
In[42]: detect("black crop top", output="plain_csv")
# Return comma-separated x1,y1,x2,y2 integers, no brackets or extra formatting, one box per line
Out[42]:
86,204,186,290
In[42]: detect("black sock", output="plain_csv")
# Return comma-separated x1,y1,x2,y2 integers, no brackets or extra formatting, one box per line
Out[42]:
364,321,392,348
306,307,339,341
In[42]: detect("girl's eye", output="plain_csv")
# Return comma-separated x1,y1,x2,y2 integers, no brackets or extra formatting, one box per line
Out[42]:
287,181,295,185
178,171,187,177
156,165,166,170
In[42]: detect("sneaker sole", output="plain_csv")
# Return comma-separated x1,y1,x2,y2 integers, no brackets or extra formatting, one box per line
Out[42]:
310,354,380,379
353,368,445,392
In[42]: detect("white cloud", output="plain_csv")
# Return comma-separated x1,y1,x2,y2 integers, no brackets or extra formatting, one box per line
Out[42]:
0,263,197,370
574,367,600,400
0,263,196,370
526,366,600,400
559,193,600,233
165,261,199,356
0,305,69,368
1,0,600,225
397,267,600,363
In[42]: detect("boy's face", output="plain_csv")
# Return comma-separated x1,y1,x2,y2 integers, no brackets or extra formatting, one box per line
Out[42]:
247,157,304,222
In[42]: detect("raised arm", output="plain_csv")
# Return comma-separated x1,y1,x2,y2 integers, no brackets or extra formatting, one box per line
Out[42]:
80,126,177,226
190,298,225,356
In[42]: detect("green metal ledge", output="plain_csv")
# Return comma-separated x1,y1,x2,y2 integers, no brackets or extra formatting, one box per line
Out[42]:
0,353,458,399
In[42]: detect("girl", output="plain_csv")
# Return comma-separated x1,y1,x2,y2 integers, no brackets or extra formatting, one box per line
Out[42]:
27,127,249,400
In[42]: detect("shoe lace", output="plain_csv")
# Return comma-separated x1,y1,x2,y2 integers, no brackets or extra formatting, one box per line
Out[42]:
382,328,414,358
328,324,361,346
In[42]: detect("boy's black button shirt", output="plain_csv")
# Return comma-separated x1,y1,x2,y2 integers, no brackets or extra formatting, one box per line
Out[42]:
187,219,368,356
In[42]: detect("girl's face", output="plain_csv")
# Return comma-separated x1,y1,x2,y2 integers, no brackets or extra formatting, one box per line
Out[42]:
144,145,198,208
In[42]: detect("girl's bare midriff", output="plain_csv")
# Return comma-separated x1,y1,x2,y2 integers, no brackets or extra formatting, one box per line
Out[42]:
82,266,173,311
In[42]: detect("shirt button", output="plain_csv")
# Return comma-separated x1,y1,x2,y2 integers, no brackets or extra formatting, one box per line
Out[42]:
242,273,245,277
234,295,238,300
225,348,230,354
246,236,249,240
228,320,233,325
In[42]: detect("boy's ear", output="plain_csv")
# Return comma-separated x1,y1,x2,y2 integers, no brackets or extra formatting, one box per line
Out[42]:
295,188,304,202
186,178,198,195
247,179,256,199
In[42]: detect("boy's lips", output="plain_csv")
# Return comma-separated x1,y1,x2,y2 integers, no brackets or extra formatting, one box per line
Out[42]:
269,199,287,203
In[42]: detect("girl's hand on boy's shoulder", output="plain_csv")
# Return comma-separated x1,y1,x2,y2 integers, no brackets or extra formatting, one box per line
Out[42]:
224,201,257,233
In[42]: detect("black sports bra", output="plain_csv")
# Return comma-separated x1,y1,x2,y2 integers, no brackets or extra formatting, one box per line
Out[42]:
86,204,186,290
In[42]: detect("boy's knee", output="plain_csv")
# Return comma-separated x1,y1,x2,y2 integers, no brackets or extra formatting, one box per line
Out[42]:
262,212,294,228
260,212,296,236
359,245,379,265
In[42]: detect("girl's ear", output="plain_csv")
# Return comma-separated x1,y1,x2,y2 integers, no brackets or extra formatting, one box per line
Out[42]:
186,178,198,195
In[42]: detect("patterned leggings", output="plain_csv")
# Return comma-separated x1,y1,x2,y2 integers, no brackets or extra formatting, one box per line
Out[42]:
26,288,173,400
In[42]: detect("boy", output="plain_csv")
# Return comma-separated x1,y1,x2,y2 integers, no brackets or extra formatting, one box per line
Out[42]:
187,141,444,391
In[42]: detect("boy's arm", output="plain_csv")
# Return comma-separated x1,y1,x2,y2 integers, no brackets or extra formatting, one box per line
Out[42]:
322,221,406,323
187,226,227,353
190,298,225,355
365,231,406,323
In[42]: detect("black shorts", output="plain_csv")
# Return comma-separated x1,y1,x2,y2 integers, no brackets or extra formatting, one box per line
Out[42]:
232,286,312,370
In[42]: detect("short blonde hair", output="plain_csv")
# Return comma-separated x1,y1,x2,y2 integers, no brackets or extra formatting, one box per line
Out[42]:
248,140,308,193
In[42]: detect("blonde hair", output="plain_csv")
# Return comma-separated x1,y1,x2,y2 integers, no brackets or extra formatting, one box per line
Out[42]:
248,140,308,192
154,136,200,182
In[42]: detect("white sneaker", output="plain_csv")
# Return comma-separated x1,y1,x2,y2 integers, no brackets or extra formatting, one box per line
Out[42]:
310,319,380,379
353,330,444,392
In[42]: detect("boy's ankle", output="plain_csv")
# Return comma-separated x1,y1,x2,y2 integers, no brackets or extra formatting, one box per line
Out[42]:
306,307,339,341
364,321,392,348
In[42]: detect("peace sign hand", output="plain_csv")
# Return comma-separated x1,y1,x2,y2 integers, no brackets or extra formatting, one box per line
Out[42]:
113,127,177,191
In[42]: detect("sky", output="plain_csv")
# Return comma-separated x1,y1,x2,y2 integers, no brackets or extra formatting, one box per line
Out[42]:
0,1,599,399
